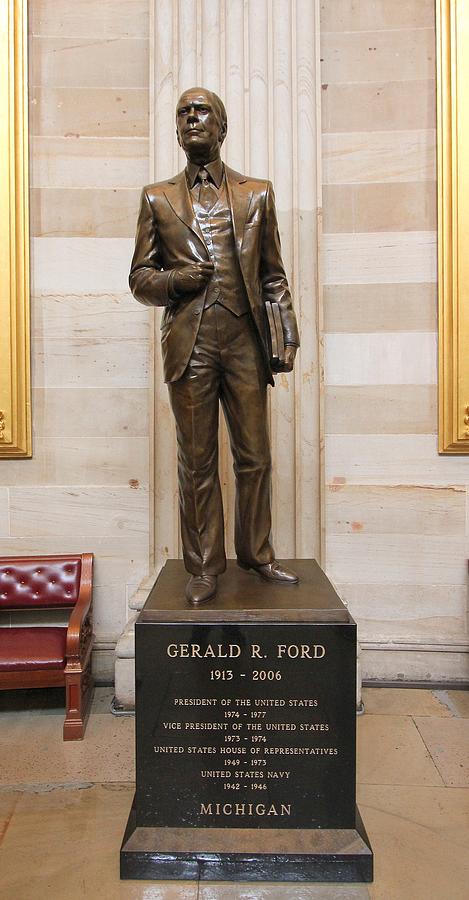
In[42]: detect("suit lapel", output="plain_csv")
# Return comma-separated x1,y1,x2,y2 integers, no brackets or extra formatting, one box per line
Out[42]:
163,171,208,253
225,166,253,254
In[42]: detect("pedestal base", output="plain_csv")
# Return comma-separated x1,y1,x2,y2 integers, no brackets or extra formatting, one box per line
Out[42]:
121,560,373,883
121,795,373,882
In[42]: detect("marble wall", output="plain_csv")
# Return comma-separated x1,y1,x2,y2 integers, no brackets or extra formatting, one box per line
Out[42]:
0,1,152,671
321,0,469,680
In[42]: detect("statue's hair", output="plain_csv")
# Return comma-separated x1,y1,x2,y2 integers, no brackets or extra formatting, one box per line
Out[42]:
208,91,227,130
177,87,227,131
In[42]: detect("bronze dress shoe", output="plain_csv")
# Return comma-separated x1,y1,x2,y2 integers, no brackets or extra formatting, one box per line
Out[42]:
185,574,217,604
238,560,299,584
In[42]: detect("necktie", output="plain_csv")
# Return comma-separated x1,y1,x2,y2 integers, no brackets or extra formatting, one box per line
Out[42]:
198,168,217,212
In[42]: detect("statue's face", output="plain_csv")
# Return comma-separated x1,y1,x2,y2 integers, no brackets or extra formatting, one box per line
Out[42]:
176,89,226,162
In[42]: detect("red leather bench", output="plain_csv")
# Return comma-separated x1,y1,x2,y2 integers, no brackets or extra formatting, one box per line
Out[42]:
0,553,94,740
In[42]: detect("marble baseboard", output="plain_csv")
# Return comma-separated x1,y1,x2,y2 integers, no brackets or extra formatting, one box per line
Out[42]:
362,646,469,684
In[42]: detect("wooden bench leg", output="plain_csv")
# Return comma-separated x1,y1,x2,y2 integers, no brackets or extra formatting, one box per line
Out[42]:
63,659,94,741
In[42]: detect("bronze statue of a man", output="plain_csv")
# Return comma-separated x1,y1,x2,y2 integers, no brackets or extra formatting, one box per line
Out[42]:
130,87,300,604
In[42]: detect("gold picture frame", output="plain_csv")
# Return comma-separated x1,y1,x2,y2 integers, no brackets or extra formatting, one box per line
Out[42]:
437,0,469,453
0,0,31,458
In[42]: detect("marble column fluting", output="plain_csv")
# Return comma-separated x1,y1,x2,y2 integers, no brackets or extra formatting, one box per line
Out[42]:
150,0,322,568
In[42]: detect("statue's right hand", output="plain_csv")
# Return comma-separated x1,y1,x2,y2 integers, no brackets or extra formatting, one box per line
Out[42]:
172,262,214,296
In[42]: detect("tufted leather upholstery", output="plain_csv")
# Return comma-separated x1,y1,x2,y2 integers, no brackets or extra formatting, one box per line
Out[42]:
0,553,94,740
0,627,66,671
0,556,81,610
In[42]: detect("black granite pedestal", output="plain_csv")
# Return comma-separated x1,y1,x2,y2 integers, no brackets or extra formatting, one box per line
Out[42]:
120,559,373,882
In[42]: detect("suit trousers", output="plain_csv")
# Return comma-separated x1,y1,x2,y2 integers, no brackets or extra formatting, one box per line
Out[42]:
168,303,275,575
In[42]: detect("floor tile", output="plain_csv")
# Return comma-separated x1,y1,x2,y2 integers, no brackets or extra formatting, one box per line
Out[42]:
119,886,198,899
0,792,20,846
0,712,135,787
414,716,469,787
357,715,443,786
362,687,450,718
1,688,467,897
442,689,469,718
0,710,41,744
199,883,370,898
1,784,371,899
358,783,469,900
91,686,115,714
0,783,198,900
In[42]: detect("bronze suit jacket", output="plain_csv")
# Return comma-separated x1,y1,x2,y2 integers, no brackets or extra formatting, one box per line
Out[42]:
129,164,300,385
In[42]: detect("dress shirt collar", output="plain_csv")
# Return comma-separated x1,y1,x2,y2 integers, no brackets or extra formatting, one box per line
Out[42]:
186,157,224,189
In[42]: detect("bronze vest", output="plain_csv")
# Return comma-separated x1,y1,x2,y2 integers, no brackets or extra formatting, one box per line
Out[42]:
192,182,249,316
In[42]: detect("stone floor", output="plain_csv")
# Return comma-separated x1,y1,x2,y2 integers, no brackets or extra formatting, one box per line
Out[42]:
0,686,468,899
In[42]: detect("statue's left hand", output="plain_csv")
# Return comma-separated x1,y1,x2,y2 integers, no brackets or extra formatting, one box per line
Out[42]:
282,345,297,372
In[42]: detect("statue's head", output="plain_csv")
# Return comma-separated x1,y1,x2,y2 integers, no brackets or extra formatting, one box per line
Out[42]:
176,87,227,163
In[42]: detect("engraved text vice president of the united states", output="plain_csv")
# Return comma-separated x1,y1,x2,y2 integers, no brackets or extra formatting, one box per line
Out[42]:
129,87,300,604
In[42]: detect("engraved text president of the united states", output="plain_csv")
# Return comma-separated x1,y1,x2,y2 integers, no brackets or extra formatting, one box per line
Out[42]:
129,88,300,604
